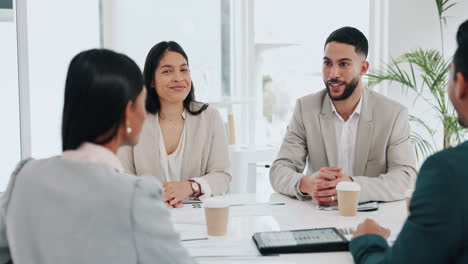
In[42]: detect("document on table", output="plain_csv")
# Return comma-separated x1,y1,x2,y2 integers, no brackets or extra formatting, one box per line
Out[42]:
197,256,294,264
183,238,261,258
170,202,286,241
171,202,286,223
174,223,206,241
230,203,286,217
171,205,205,225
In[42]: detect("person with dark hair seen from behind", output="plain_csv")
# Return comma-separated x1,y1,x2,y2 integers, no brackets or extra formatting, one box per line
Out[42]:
118,41,231,208
349,20,468,263
270,27,417,204
457,19,468,46
0,49,194,263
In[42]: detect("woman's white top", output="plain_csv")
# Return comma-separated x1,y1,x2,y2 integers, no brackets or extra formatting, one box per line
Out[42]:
157,111,210,198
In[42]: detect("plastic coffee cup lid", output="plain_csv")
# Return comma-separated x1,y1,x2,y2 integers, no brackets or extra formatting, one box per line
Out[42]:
336,181,361,191
203,199,229,208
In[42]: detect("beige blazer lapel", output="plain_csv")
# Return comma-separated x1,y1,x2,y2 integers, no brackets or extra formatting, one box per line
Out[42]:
319,95,338,167
142,114,161,176
353,89,374,176
180,112,192,181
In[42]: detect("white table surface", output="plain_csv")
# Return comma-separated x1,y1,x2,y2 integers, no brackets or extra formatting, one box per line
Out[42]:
171,193,407,263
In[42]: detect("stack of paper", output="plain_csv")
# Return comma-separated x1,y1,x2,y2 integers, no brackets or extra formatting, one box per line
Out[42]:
183,238,260,258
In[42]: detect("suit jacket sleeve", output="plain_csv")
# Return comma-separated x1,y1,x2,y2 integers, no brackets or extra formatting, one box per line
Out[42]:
198,109,232,196
352,107,417,202
132,176,195,264
350,153,463,263
269,99,310,200
117,145,136,175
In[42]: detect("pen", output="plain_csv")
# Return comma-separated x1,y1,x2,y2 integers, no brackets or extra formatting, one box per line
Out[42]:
230,202,286,207
181,237,208,242
182,199,202,204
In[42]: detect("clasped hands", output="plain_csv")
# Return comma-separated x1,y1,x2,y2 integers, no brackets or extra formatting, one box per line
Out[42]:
162,181,193,208
300,168,391,240
299,167,352,205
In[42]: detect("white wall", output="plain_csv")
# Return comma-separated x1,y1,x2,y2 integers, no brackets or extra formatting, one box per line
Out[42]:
385,0,468,154
0,16,21,190
388,0,467,59
27,0,100,158
102,0,222,102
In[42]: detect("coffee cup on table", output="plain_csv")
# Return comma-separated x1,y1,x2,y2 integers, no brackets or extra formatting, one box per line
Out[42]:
204,199,229,236
336,182,361,216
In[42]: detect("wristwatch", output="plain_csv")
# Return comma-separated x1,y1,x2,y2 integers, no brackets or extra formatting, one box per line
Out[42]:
188,179,201,197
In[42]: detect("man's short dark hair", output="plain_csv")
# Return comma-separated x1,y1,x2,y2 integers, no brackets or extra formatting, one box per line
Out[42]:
454,43,468,81
325,27,368,58
457,19,468,46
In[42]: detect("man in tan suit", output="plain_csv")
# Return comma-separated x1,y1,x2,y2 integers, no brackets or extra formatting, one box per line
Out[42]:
270,27,417,204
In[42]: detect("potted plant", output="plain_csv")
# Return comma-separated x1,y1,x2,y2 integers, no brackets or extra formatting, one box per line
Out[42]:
367,0,465,160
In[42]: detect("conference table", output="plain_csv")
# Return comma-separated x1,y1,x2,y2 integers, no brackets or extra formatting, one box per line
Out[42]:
171,193,407,263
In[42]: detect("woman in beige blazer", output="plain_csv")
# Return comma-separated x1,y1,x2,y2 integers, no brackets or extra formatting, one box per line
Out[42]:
118,41,231,208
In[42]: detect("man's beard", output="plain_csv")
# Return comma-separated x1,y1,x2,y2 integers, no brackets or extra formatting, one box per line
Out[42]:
458,116,467,128
456,107,468,128
325,76,360,101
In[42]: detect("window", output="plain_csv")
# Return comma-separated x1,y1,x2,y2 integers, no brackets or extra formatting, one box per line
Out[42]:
102,0,223,103
0,1,20,190
252,0,370,146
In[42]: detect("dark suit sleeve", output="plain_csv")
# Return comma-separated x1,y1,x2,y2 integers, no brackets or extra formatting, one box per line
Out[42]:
350,153,463,263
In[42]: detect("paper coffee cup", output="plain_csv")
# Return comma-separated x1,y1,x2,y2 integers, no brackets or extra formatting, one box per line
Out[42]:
336,182,361,216
204,199,229,236
405,188,414,216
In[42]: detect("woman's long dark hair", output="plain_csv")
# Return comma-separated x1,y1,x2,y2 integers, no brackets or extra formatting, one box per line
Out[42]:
61,49,143,151
143,41,208,115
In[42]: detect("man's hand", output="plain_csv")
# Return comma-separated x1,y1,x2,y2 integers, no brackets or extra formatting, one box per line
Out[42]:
352,218,391,240
164,200,184,208
163,181,193,207
299,167,352,205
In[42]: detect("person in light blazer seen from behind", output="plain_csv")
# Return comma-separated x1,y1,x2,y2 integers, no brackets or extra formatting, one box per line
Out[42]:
0,49,194,263
118,41,231,208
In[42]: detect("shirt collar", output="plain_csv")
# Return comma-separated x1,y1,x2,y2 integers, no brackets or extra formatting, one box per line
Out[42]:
330,95,363,120
62,142,124,173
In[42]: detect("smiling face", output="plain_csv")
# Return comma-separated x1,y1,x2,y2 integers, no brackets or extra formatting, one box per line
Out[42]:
152,50,192,105
322,41,368,101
